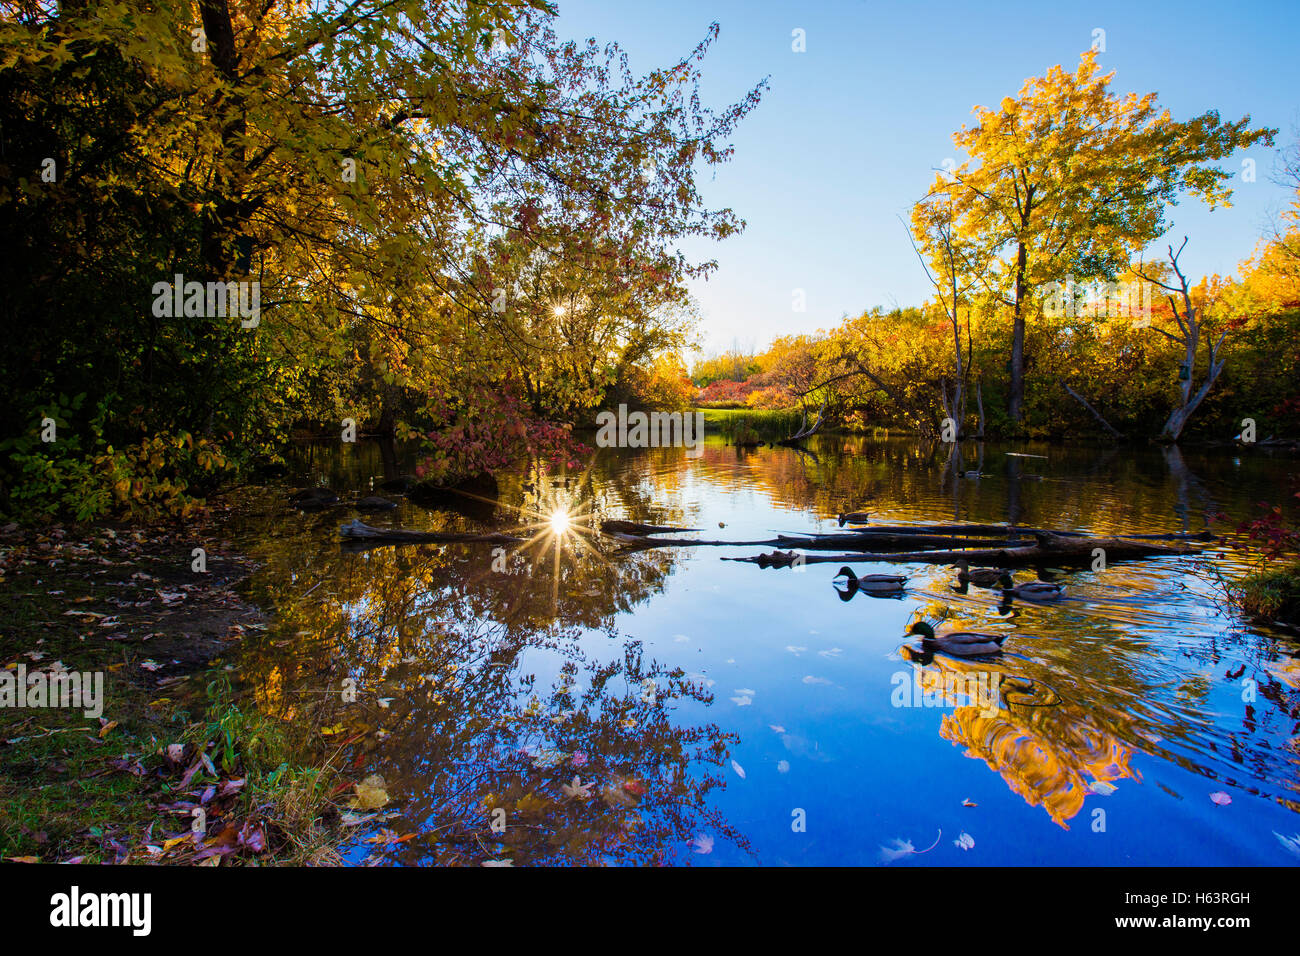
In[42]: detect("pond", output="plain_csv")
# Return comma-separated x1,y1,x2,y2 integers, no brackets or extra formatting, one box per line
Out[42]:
222,435,1300,865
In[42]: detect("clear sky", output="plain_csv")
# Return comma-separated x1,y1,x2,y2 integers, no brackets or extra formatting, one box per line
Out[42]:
552,0,1300,358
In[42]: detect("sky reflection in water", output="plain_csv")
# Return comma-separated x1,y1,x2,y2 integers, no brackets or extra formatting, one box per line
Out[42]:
227,436,1300,866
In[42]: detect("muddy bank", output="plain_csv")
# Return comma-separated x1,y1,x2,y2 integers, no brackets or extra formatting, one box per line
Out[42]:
0,505,346,865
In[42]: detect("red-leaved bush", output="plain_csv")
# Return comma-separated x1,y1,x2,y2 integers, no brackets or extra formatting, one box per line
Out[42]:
414,384,588,484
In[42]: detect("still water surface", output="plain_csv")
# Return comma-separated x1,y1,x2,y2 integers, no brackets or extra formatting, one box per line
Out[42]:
224,436,1300,865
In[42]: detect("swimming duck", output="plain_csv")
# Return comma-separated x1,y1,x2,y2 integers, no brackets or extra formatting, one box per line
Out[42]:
998,574,1065,601
953,559,1007,588
835,566,907,595
837,511,872,526
907,621,1007,657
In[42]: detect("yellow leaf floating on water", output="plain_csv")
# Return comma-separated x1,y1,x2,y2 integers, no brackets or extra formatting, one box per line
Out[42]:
349,774,390,810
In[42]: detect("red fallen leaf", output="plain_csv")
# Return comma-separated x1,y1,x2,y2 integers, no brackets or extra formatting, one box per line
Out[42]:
1210,791,1232,806
622,779,648,796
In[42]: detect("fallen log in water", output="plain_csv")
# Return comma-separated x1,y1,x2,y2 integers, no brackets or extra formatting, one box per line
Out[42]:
776,533,1029,551
339,519,525,545
832,524,1215,542
609,525,1215,553
604,531,779,549
601,520,701,535
724,534,1212,568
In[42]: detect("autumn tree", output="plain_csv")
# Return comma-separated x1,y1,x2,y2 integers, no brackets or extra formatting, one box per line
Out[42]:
919,50,1273,430
0,1,764,511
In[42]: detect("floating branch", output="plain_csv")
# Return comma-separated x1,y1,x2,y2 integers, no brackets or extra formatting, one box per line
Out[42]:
609,525,1215,552
724,534,1212,568
600,520,701,535
775,533,1030,551
830,525,1215,542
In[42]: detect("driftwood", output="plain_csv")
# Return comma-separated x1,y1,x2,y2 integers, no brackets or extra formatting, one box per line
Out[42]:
601,520,700,536
775,533,1029,551
604,532,777,549
607,523,1214,552
725,534,1211,568
777,401,826,446
339,519,524,545
829,525,1214,542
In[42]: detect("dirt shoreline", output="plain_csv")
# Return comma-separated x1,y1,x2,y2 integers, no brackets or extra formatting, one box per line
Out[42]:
0,505,346,865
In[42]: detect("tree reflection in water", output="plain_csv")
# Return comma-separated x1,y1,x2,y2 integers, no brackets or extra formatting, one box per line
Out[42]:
219,436,1300,864
233,464,749,865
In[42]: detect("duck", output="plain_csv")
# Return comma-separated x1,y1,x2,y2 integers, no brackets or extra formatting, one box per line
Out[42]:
837,511,872,526
998,574,1065,601
953,559,1007,588
835,566,907,596
907,621,1007,657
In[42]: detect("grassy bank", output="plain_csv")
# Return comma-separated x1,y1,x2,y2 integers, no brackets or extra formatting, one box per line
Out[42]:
700,407,804,443
1230,561,1300,631
0,518,348,864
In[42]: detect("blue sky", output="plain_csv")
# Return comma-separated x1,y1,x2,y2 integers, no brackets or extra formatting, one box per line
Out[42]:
553,0,1300,357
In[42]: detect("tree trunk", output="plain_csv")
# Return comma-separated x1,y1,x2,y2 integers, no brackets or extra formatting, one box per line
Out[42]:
1008,240,1028,427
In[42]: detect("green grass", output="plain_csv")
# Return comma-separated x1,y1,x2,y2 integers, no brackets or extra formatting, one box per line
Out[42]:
0,526,347,865
700,407,806,443
1232,560,1300,627
0,578,182,861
